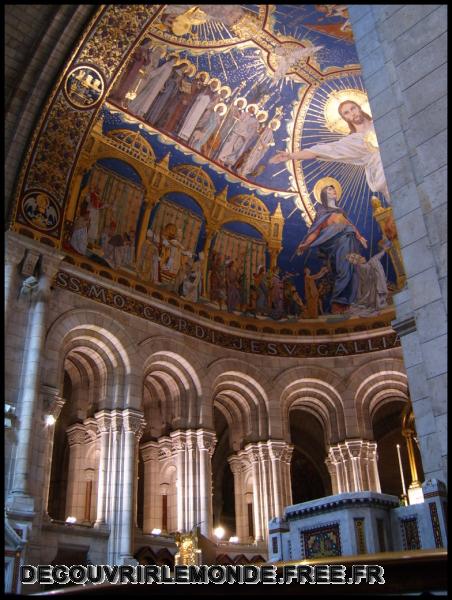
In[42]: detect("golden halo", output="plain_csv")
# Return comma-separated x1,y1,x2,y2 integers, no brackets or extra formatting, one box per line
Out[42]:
184,64,196,77
313,177,342,204
269,118,280,130
234,96,247,109
196,70,210,84
323,88,372,135
246,103,259,114
209,77,221,91
257,110,268,122
219,85,232,99
214,102,227,115
173,57,189,67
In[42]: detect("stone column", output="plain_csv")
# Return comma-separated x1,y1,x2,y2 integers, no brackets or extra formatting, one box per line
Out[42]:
171,431,187,532
4,232,26,324
65,424,87,521
246,444,264,541
281,444,294,508
227,454,247,541
196,429,216,537
8,252,63,514
140,441,160,533
119,410,145,564
41,390,66,518
326,440,381,493
268,441,293,518
94,411,111,526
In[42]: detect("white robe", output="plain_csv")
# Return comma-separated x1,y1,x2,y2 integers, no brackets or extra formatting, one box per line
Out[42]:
309,124,389,200
128,60,175,117
238,126,274,177
217,112,259,166
178,90,211,140
349,249,388,315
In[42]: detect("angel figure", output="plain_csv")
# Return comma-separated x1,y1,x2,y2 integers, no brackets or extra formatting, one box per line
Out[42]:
270,43,323,83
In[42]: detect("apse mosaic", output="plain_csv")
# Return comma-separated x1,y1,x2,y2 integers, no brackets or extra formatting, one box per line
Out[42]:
11,5,407,327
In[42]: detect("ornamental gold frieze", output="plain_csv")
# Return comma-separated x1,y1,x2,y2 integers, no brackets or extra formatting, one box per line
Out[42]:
77,5,159,81
11,5,161,238
55,270,400,359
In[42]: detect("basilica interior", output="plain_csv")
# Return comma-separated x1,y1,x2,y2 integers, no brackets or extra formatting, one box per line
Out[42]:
4,4,447,595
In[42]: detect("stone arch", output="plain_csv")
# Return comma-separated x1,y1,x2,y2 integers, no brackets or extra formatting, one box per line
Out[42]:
347,358,408,439
143,348,203,432
273,365,346,444
206,358,271,431
44,308,140,409
208,362,270,448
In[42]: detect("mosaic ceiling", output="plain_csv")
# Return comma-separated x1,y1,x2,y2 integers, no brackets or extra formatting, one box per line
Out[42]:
11,5,406,330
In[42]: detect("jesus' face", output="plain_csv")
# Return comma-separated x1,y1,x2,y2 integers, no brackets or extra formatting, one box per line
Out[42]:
339,101,365,126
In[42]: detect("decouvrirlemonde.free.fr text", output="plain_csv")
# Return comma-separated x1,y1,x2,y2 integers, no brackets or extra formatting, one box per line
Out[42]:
21,564,385,585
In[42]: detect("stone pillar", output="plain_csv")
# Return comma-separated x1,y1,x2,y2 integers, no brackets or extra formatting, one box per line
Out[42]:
8,252,63,513
65,424,87,521
170,429,216,535
227,454,247,541
94,412,111,526
246,445,264,541
140,441,160,533
119,410,145,563
171,431,187,532
41,390,66,518
4,232,26,324
196,429,216,537
268,441,294,518
348,4,447,486
281,444,294,508
326,440,381,493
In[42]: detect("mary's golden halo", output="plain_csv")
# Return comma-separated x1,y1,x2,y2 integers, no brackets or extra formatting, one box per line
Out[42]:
313,177,343,204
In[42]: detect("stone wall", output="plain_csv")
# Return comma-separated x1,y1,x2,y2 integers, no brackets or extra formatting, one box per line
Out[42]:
348,4,447,484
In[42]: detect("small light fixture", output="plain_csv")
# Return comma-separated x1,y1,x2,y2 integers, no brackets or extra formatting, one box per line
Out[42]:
65,516,77,524
214,526,225,540
151,528,162,535
45,415,56,426
229,536,239,543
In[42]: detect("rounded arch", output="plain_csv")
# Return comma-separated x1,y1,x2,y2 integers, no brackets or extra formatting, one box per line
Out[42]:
143,347,203,432
273,365,346,444
44,308,140,408
347,358,409,439
79,149,152,190
211,370,270,448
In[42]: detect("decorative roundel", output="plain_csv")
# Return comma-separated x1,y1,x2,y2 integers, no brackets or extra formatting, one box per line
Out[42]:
21,190,60,231
64,65,105,109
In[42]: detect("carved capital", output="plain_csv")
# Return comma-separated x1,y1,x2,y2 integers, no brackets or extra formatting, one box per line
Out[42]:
94,410,112,434
42,387,66,421
67,424,87,446
123,409,146,439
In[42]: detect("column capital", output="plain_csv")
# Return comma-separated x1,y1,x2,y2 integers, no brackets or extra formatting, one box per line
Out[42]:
67,423,87,446
196,429,217,455
243,443,261,464
170,429,188,452
227,454,243,474
123,409,146,439
94,410,113,433
42,385,66,421
266,440,293,462
140,440,160,462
